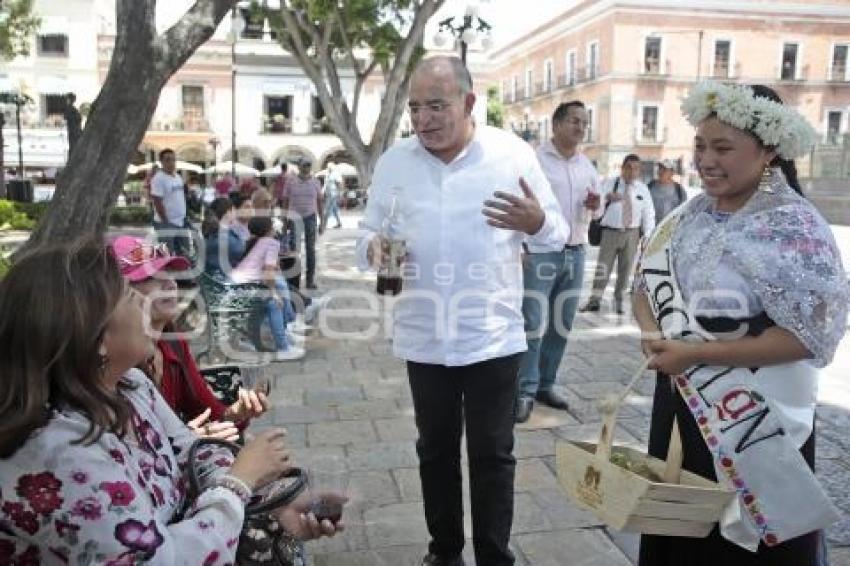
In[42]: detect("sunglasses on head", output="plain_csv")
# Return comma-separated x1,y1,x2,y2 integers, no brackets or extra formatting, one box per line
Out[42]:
118,242,171,267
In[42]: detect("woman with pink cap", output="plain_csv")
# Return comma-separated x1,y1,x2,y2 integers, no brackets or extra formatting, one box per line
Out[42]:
111,235,270,440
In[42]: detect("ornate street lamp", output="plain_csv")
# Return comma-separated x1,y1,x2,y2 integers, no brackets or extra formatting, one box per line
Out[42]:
433,2,493,65
230,7,247,179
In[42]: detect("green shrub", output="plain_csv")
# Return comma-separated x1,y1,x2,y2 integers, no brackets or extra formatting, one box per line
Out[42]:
109,206,152,225
0,200,151,230
0,200,35,230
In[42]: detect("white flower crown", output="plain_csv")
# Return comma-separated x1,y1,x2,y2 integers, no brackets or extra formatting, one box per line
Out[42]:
681,81,817,160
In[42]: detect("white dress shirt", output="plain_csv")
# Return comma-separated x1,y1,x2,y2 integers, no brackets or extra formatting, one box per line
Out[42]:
535,140,601,248
598,176,655,235
357,125,569,366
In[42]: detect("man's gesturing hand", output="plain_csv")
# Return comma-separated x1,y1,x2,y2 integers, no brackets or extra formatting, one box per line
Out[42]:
482,177,545,235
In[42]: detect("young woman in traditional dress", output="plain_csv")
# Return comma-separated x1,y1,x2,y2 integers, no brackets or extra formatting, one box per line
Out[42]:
633,83,848,565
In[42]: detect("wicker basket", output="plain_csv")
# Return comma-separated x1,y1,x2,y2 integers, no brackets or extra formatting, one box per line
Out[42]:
555,359,736,537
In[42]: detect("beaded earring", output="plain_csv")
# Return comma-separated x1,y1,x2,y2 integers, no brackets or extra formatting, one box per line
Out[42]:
758,166,774,194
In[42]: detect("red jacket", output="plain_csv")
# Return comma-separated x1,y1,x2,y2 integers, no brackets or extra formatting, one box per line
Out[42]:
155,339,246,430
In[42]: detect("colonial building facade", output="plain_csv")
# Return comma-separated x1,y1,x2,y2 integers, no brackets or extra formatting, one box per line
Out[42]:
489,0,850,179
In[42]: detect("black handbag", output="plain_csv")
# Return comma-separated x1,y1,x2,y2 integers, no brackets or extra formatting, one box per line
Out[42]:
587,178,619,247
186,438,308,565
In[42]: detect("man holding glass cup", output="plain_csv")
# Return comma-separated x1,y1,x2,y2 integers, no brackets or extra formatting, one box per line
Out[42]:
357,57,568,566
515,101,602,423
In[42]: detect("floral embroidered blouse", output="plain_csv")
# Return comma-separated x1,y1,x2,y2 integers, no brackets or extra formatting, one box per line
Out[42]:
0,369,242,565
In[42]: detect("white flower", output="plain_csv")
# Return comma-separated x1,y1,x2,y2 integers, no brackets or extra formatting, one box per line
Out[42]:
681,81,817,159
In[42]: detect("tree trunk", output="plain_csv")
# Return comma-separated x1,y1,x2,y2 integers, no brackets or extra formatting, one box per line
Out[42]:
22,0,232,253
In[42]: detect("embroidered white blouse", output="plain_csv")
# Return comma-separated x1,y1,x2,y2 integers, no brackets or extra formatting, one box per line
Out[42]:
0,369,242,565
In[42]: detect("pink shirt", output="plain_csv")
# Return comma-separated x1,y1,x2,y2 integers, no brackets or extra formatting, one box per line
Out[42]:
232,236,280,283
282,175,321,217
535,140,600,247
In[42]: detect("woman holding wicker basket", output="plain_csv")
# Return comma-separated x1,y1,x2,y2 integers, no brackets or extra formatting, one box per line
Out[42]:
632,82,848,565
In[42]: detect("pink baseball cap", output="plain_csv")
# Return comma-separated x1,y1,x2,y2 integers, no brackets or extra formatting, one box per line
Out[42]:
109,235,190,282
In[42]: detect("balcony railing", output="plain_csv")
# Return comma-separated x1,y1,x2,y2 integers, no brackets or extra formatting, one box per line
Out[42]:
830,65,848,81
310,117,334,134
148,117,210,132
635,126,667,145
262,116,292,133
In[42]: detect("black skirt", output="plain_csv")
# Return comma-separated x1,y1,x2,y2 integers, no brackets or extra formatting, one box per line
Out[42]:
638,315,821,566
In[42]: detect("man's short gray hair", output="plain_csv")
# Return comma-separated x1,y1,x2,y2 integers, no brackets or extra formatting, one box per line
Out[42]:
415,56,473,95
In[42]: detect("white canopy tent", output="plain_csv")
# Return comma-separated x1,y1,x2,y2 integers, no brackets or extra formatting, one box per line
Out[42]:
204,161,260,177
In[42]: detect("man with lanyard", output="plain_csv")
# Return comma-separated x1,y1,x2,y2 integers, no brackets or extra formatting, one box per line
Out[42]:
280,157,323,289
357,56,567,566
150,148,192,259
581,153,655,314
515,101,601,423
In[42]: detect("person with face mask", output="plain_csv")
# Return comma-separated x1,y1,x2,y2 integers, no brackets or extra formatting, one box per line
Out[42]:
581,153,656,315
633,83,847,565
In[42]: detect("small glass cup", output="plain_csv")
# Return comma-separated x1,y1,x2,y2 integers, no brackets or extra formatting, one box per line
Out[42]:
305,456,350,524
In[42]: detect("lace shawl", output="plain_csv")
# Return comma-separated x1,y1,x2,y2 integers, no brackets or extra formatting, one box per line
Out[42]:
672,169,849,367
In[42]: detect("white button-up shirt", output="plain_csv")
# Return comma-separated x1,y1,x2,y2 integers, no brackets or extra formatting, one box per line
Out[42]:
598,176,656,235
535,140,600,248
357,125,569,366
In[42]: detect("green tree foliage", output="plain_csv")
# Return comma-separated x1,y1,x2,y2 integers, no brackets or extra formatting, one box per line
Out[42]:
486,85,504,128
260,0,444,186
0,0,40,60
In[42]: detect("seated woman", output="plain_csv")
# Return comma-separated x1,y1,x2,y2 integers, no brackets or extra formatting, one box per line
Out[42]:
110,235,269,441
0,241,340,563
234,217,305,360
202,196,245,278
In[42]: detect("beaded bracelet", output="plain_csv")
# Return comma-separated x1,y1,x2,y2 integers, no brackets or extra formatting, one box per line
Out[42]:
212,474,253,506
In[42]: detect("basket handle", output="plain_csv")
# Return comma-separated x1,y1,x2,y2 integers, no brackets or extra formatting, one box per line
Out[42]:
662,417,684,483
594,356,653,462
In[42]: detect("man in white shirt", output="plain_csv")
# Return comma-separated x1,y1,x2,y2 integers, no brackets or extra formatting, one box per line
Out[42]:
581,154,655,314
150,148,190,258
516,101,601,423
357,57,567,566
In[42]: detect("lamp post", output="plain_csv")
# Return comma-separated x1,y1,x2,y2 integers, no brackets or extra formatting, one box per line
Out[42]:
207,136,220,186
433,2,493,66
230,7,246,179
0,91,33,186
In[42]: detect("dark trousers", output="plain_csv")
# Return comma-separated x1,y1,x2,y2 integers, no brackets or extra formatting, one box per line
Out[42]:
407,353,520,566
291,213,318,285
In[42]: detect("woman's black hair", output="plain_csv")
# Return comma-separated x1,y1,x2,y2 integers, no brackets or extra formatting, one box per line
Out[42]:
201,197,233,239
243,216,274,258
748,84,804,196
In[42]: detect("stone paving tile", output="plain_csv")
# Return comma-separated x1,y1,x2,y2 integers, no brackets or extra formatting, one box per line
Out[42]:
513,529,633,566
307,419,378,446
346,441,420,471
337,399,404,420
831,547,850,566
311,543,430,566
271,404,337,425
363,501,430,548
347,470,401,508
374,417,420,442
515,458,561,492
512,492,554,534
514,430,558,460
304,386,365,406
393,467,423,502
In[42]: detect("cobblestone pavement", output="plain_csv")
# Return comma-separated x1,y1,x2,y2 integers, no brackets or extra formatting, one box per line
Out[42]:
241,212,850,566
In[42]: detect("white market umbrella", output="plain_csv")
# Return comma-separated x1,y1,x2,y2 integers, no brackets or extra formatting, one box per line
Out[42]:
127,164,139,175
134,160,204,173
204,161,260,176
316,162,357,177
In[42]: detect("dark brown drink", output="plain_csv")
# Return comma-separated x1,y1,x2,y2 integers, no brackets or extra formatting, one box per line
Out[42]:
377,275,403,296
308,498,344,523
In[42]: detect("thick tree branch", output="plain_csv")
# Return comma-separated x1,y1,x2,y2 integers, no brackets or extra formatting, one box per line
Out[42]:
158,0,233,73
